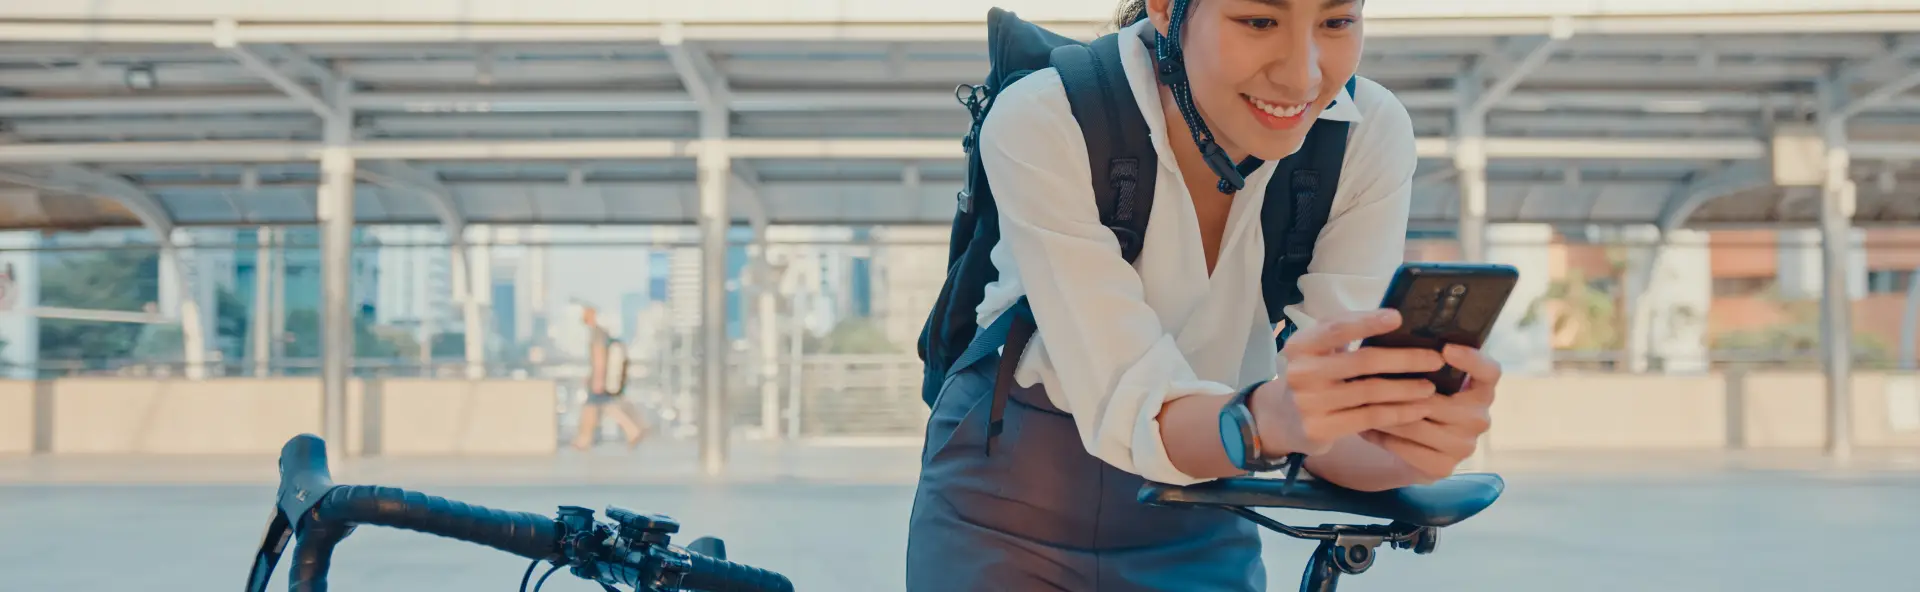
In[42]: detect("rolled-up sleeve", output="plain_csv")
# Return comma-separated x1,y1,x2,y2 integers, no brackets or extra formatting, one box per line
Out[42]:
978,70,1233,486
1283,82,1419,334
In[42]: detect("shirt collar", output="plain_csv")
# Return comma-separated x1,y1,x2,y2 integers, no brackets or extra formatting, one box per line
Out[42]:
1319,83,1365,123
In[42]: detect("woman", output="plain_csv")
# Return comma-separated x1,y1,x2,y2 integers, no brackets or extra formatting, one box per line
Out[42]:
905,0,1502,590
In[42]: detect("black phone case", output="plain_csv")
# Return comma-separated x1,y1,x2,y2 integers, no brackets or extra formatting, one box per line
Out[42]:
1359,263,1519,395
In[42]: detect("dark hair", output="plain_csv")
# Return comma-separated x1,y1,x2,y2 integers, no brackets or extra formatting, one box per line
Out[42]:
1107,0,1149,33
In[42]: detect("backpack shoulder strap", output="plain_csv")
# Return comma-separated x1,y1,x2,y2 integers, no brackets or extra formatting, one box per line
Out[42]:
974,34,1159,454
1264,76,1359,349
1050,33,1158,263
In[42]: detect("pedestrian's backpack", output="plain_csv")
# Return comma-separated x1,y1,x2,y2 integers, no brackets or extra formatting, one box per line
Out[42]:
915,8,1358,444
602,336,631,397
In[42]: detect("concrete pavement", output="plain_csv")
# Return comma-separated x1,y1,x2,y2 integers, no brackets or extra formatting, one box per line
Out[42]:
6,438,1920,485
1,441,1916,590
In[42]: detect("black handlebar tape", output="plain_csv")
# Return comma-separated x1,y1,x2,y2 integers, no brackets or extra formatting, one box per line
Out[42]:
676,551,797,592
288,516,352,592
311,485,560,561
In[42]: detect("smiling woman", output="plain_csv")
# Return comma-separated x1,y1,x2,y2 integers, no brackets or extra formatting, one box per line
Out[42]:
903,0,1499,590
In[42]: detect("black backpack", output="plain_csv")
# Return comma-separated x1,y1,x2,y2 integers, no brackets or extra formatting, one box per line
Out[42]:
916,8,1357,448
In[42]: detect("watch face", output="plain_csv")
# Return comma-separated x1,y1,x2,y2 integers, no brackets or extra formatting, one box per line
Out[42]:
1219,405,1249,469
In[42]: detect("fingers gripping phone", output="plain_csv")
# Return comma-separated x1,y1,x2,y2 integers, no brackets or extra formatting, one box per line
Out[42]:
1359,263,1520,395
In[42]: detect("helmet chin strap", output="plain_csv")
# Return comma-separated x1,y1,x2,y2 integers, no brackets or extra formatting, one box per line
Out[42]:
1153,0,1263,194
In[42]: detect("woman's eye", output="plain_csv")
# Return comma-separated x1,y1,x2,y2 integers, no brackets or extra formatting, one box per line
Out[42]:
1324,18,1358,31
1240,18,1278,30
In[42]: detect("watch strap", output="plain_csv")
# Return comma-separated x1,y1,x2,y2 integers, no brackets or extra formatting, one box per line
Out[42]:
1228,379,1289,472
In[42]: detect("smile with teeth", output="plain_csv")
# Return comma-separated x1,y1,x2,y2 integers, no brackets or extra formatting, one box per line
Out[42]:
1244,94,1308,118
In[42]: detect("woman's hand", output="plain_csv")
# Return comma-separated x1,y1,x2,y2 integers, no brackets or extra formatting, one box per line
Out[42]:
1363,344,1501,483
1250,309,1448,458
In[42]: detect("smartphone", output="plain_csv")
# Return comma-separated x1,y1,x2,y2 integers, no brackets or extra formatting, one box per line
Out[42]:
1358,262,1520,395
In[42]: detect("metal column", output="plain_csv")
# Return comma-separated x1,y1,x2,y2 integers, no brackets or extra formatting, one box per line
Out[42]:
252,226,276,377
1454,111,1489,263
271,228,287,363
697,137,732,474
1624,228,1669,373
1818,117,1856,462
752,224,783,440
159,238,209,379
663,23,737,472
697,136,731,475
1453,71,1491,468
1901,266,1920,371
318,78,356,453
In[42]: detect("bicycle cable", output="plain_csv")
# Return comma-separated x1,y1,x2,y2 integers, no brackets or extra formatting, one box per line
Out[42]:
520,559,539,592
531,562,562,592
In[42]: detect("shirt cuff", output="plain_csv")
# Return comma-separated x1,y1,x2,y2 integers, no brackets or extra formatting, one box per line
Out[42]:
1129,378,1237,486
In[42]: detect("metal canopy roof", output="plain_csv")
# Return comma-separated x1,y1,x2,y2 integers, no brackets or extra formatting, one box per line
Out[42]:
1,8,1917,232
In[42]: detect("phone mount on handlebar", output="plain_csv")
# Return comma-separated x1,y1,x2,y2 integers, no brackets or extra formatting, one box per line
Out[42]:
1138,472,1503,592
557,506,707,591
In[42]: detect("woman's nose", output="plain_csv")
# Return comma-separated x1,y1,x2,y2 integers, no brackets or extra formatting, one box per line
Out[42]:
1264,37,1324,100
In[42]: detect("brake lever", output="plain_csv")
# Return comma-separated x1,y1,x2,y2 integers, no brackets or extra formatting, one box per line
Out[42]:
245,508,294,592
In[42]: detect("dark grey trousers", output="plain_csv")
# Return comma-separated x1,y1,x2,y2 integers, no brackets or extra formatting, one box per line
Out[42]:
905,352,1265,591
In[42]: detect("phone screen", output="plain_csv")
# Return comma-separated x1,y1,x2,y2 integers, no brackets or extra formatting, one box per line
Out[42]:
1358,263,1520,395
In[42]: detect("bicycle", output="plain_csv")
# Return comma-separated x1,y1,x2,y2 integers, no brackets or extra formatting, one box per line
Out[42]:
1139,471,1505,591
244,434,794,592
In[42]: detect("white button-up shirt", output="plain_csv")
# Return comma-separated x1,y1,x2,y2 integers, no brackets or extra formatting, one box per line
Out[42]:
973,19,1418,486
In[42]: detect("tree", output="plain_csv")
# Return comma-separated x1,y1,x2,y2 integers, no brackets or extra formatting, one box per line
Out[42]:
36,250,159,361
214,286,250,358
283,308,408,359
805,317,903,354
1520,266,1627,352
367,325,423,360
129,324,184,359
1713,295,1894,368
430,332,467,358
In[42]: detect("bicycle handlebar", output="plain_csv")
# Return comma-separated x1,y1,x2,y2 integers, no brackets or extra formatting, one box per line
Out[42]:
249,434,794,592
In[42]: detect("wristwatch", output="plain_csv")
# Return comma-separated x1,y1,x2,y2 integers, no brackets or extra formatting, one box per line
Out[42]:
1219,379,1290,472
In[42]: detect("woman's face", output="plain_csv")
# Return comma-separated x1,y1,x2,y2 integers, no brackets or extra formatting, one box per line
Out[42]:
1148,0,1365,162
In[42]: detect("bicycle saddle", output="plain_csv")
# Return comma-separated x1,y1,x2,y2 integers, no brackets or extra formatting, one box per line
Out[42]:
1138,473,1504,528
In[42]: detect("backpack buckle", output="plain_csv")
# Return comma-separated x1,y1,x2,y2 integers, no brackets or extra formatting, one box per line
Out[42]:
1110,226,1142,261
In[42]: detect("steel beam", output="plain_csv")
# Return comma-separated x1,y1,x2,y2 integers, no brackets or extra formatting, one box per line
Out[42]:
1832,34,1920,117
1470,21,1572,118
11,11,1920,44
26,164,210,379
0,136,1905,164
3,89,1919,120
216,23,337,119
1656,161,1772,231
662,24,732,110
35,165,175,232
1840,36,1920,77
31,307,172,324
1396,89,1920,113
1837,68,1920,120
358,161,464,228
0,90,957,117
663,24,775,228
